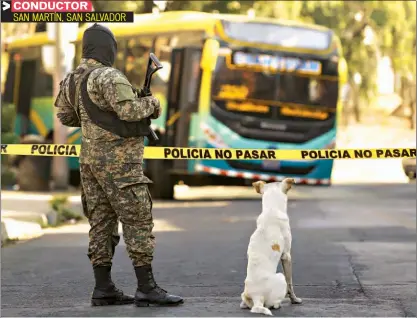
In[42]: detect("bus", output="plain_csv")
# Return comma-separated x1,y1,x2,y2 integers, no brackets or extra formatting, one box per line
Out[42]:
2,31,77,190
2,11,348,198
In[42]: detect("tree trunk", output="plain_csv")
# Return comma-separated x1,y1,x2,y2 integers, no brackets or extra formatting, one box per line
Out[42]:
352,82,361,123
397,76,416,130
407,81,416,129
165,1,190,11
142,0,154,13
90,0,104,11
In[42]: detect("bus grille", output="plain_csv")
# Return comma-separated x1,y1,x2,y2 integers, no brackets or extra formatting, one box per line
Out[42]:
227,161,316,175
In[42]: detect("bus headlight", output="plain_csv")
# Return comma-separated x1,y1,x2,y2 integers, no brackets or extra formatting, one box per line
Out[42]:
309,79,320,102
325,140,336,149
200,123,228,148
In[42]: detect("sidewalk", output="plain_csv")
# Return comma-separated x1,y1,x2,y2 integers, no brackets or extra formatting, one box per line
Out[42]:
333,123,415,184
1,218,44,245
1,192,83,245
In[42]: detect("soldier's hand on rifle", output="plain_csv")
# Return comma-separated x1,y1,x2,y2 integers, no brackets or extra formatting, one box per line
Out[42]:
133,88,160,119
149,96,161,119
134,87,146,98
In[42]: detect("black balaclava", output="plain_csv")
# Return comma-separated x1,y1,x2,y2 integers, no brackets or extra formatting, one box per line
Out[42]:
82,23,117,67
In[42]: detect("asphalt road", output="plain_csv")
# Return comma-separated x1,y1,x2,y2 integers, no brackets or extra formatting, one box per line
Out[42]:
2,183,416,317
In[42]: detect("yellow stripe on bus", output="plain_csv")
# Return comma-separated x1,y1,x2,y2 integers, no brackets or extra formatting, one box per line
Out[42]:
29,109,48,137
67,130,81,144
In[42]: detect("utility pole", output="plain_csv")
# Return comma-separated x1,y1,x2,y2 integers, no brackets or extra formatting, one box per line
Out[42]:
52,23,69,190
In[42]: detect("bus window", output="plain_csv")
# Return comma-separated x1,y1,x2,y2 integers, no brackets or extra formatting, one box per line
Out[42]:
186,49,202,112
32,55,53,98
153,32,204,114
153,36,173,100
125,37,155,88
1,51,10,96
170,32,205,48
115,39,126,73
154,36,172,71
3,53,16,104
15,57,37,136
35,23,47,32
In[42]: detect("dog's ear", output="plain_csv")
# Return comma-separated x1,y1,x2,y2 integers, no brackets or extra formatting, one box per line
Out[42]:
282,178,295,194
252,181,266,194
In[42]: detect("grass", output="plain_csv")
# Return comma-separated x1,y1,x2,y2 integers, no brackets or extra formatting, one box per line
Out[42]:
49,195,83,227
1,239,19,248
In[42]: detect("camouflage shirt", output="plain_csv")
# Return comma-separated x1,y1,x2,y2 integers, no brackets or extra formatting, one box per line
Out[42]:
54,58,160,168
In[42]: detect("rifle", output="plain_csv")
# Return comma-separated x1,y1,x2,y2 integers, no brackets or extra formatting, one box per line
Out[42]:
139,53,163,143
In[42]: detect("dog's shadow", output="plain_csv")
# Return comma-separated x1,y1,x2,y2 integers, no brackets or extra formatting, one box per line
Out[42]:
240,298,299,317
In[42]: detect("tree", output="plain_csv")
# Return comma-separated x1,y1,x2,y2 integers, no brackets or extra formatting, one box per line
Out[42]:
381,1,416,128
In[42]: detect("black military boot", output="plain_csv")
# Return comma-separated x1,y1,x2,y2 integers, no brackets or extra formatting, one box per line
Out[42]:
91,266,135,306
134,264,184,307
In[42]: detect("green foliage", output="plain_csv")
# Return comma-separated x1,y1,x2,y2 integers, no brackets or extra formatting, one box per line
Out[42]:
165,1,214,12
50,195,69,210
1,103,19,188
1,168,16,188
1,238,18,247
2,132,19,144
49,195,83,225
1,103,17,133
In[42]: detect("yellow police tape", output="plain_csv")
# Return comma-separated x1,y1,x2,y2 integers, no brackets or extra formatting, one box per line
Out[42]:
1,144,416,160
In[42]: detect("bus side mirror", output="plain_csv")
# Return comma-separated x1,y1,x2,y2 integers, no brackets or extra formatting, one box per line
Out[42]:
200,38,219,71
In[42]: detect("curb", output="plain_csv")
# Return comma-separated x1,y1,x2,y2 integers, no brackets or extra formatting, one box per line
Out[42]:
1,210,48,226
1,192,82,222
1,192,81,203
1,218,43,245
1,210,58,227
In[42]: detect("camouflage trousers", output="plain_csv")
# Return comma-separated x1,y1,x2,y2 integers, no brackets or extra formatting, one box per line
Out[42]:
80,163,155,267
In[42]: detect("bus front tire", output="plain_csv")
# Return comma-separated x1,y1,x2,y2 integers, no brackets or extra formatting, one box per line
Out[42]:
147,159,175,200
69,169,81,188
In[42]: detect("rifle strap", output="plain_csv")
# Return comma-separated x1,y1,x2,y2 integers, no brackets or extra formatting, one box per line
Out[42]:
68,66,151,138
69,66,104,122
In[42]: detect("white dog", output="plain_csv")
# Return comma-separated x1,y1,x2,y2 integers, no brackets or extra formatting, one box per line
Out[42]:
240,178,302,316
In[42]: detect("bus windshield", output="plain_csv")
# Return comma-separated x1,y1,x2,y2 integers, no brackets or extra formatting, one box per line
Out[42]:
211,48,339,122
221,20,331,51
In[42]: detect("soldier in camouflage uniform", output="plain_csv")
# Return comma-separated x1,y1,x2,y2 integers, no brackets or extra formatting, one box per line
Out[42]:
54,23,183,307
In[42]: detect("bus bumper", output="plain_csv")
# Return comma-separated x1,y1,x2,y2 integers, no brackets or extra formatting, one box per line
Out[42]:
195,159,333,185
192,117,336,185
